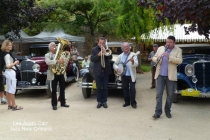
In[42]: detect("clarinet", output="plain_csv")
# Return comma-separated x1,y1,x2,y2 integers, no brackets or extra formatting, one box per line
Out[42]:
153,46,168,67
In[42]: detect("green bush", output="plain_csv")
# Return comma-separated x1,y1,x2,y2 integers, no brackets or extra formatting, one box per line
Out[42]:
141,64,151,72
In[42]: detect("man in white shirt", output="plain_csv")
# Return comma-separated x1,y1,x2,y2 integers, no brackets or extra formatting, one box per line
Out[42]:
113,42,139,108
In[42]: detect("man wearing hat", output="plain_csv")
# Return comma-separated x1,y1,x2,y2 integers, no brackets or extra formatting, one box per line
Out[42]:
148,44,158,89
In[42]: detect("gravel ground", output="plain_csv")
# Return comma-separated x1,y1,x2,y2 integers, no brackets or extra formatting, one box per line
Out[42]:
0,72,210,140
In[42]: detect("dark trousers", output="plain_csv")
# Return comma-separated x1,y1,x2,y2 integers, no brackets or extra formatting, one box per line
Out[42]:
122,76,137,105
95,72,109,103
0,74,5,92
51,74,65,106
155,75,176,115
151,66,156,87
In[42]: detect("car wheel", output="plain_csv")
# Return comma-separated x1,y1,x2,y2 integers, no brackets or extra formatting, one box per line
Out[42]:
73,65,79,82
172,93,179,103
82,73,92,98
173,83,179,103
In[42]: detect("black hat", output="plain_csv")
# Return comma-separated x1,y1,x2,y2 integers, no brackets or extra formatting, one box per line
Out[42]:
153,44,158,47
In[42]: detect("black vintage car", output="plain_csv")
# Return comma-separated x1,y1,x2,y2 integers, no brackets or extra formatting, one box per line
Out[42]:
16,44,83,97
173,44,210,102
78,42,134,98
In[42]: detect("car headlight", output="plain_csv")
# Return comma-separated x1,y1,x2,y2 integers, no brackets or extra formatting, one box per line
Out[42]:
32,64,40,72
31,78,37,84
185,64,194,76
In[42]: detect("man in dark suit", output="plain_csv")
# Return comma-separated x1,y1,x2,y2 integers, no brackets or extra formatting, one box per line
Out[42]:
91,37,112,109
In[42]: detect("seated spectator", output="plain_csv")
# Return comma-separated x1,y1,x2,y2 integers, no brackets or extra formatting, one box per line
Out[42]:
70,45,79,56
82,56,90,68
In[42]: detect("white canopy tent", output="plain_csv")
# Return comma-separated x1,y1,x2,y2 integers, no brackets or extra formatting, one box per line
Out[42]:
141,24,208,42
30,29,85,43
0,29,85,43
0,30,32,43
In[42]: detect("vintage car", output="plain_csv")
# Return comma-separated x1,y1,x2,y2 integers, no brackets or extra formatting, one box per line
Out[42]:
78,42,134,98
16,43,83,97
173,44,210,102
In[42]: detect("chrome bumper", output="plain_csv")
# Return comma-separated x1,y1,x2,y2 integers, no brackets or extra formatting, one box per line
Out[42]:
16,85,48,90
77,82,122,89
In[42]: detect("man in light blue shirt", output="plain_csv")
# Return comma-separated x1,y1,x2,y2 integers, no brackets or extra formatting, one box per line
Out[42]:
113,42,139,108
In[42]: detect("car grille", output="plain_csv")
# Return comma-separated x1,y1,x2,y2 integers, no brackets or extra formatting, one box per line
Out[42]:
194,62,210,87
20,60,34,71
20,61,36,85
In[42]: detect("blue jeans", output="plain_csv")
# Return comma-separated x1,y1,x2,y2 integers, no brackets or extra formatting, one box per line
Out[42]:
95,72,109,103
155,75,176,115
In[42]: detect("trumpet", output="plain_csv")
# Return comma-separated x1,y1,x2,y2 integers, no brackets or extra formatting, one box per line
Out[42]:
153,45,168,67
101,40,112,68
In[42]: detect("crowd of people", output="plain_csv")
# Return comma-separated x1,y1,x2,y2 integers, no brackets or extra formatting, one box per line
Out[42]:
0,35,183,119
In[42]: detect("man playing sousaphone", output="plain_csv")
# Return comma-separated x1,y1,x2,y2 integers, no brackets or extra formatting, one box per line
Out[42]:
45,41,70,110
113,42,139,109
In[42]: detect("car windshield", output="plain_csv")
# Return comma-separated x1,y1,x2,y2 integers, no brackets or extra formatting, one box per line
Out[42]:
110,47,123,54
181,47,210,55
30,47,49,57
107,42,133,55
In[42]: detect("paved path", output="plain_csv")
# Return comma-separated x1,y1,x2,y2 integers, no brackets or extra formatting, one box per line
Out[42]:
0,72,210,140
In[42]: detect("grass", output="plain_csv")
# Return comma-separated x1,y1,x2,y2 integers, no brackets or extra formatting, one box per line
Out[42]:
141,64,151,72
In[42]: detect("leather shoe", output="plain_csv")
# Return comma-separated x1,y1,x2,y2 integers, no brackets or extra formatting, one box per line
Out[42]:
52,106,57,110
102,103,108,108
97,103,102,109
61,104,69,107
166,112,172,118
150,86,155,89
152,114,160,119
131,104,137,108
123,103,130,107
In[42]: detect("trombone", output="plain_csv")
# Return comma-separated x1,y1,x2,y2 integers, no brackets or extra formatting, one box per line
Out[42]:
101,40,112,68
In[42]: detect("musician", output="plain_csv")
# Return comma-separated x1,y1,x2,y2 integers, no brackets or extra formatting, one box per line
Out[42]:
45,42,70,110
113,42,139,109
152,36,182,119
91,37,112,109
148,44,158,89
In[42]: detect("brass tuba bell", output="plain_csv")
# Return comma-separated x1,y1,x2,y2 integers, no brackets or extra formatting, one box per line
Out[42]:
51,37,71,75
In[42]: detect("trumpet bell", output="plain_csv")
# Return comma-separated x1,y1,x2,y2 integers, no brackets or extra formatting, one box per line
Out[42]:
104,49,112,56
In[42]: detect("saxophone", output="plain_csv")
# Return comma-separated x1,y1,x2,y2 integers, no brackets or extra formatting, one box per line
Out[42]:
51,37,71,75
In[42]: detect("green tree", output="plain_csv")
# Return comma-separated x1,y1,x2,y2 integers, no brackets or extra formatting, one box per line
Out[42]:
35,0,117,46
116,0,159,73
0,0,54,39
138,0,210,39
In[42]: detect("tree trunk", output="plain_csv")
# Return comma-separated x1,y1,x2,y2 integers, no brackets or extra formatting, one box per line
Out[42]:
135,38,144,74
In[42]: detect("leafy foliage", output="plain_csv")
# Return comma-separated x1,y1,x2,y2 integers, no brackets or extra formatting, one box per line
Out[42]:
34,0,116,46
115,0,160,73
138,0,210,39
116,0,159,42
0,0,54,39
